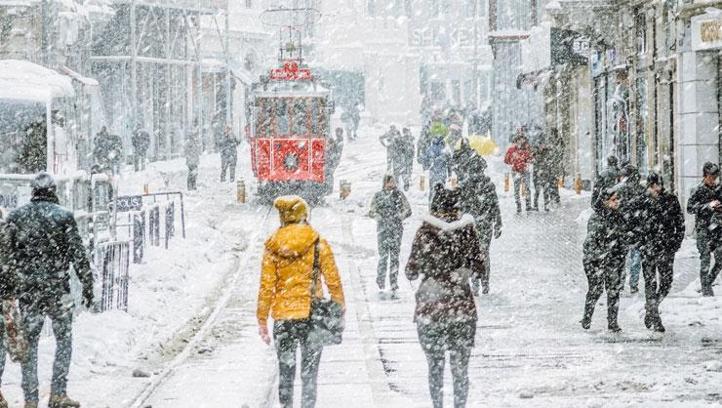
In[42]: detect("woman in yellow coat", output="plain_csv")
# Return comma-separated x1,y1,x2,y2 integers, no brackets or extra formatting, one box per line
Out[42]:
257,195,345,408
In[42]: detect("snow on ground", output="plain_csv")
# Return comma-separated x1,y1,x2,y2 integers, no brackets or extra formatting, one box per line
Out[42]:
3,123,722,407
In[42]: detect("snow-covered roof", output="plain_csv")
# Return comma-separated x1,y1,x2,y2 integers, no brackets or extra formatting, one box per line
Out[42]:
253,80,330,98
0,60,75,102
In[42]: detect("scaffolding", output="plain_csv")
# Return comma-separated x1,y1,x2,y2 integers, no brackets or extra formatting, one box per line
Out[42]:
90,0,223,160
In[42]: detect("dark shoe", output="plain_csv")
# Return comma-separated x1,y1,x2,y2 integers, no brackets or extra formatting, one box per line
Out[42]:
530,206,539,212
376,277,385,290
608,323,622,333
390,289,400,300
703,287,715,297
516,204,522,214
49,395,80,408
24,402,37,408
644,313,653,329
652,319,666,333
482,285,489,295
0,392,7,408
630,286,639,294
581,317,591,330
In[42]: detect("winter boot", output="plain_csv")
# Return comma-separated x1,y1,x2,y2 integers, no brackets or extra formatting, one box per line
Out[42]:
651,318,666,333
607,322,622,333
702,286,715,297
644,313,653,329
581,316,591,330
630,285,639,294
49,395,81,408
516,203,522,215
0,391,7,408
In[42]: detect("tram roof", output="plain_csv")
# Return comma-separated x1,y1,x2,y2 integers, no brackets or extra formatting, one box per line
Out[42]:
0,60,75,103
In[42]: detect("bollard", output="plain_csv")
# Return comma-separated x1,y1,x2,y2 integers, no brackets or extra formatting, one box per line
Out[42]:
450,176,458,189
504,173,510,192
143,183,149,194
236,179,246,203
558,176,564,189
574,174,582,195
419,175,426,191
340,180,351,200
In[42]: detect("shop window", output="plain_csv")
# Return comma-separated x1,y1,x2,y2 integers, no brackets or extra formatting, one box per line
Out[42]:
635,12,646,56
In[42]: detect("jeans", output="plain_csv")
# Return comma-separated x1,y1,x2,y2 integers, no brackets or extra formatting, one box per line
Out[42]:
697,229,722,294
471,230,493,294
377,231,402,291
187,164,198,190
274,320,323,408
512,171,532,210
641,253,674,319
220,157,237,182
417,321,475,408
627,248,642,290
21,302,73,402
583,254,625,327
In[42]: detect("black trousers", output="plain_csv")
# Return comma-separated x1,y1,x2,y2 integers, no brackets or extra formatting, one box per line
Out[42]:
134,153,146,171
641,253,674,318
583,255,624,327
532,171,551,209
417,320,475,408
377,231,402,290
274,320,323,408
220,157,237,182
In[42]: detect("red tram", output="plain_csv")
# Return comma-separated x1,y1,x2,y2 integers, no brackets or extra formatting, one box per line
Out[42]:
248,60,334,203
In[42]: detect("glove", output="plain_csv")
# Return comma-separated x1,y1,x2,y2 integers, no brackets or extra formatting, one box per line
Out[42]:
494,228,502,239
82,284,94,309
259,325,271,345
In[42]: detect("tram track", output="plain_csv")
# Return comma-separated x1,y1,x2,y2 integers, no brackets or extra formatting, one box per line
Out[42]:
127,206,274,408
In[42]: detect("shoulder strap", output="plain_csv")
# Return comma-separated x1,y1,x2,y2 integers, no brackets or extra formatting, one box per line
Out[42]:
310,239,320,299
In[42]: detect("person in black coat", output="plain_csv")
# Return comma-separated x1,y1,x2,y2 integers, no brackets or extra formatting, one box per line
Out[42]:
591,155,621,212
369,174,411,297
0,210,17,408
458,155,502,295
687,162,722,296
582,185,627,332
219,126,240,182
131,124,151,172
4,173,93,407
639,173,684,332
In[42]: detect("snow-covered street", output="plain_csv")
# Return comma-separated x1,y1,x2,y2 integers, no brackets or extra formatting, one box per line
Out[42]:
1,127,713,407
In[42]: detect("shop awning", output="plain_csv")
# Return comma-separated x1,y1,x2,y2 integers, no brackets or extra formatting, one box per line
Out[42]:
516,68,554,90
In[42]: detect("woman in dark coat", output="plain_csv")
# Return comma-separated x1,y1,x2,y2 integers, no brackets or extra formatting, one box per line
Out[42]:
406,185,484,408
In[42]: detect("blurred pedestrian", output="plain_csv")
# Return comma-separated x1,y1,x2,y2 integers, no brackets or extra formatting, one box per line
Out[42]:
93,126,124,175
131,124,150,172
324,128,345,193
617,164,646,294
547,128,565,205
687,162,722,296
219,126,240,182
369,175,411,298
406,185,484,408
640,173,684,332
257,196,345,408
504,133,534,214
398,128,415,191
459,157,502,295
379,125,401,171
184,131,201,191
4,173,93,408
0,209,16,408
531,135,554,211
424,137,452,202
581,186,626,332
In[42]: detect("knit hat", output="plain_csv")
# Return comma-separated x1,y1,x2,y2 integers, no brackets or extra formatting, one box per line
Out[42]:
703,162,720,177
273,195,309,225
31,172,56,196
647,172,663,187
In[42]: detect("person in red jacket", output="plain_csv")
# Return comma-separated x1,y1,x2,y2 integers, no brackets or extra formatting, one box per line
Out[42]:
504,133,534,214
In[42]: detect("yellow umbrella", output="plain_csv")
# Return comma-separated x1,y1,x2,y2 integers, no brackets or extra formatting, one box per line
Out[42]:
468,134,498,156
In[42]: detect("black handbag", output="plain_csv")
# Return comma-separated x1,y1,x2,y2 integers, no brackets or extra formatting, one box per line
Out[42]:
308,240,345,346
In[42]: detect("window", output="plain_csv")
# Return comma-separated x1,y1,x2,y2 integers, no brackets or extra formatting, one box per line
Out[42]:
292,99,308,136
0,99,46,174
276,98,289,135
635,11,646,55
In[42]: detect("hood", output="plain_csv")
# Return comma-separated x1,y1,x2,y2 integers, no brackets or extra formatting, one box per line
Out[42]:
422,213,475,233
265,223,319,260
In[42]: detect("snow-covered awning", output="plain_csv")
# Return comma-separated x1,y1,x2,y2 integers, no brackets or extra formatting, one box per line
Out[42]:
0,60,75,102
58,66,99,87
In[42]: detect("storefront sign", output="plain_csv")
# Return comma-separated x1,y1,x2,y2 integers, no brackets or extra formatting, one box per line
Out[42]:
551,28,589,66
409,24,482,49
692,14,722,51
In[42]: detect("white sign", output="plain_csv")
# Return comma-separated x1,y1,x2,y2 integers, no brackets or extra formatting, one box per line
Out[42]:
692,14,722,51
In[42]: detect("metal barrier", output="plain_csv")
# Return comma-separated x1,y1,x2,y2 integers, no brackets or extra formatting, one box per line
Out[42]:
141,192,186,238
94,240,130,312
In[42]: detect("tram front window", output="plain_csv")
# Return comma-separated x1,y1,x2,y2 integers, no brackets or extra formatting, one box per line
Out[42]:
292,99,307,136
0,99,47,174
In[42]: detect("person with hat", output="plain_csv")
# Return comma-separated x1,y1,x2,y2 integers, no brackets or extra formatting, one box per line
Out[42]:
591,155,621,212
458,156,502,296
504,132,534,214
257,196,345,408
687,162,722,296
369,174,412,298
639,173,685,332
581,185,627,332
617,163,647,294
4,172,93,408
406,185,484,408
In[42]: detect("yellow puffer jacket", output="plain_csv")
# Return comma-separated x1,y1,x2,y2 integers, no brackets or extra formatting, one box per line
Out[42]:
256,223,345,326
